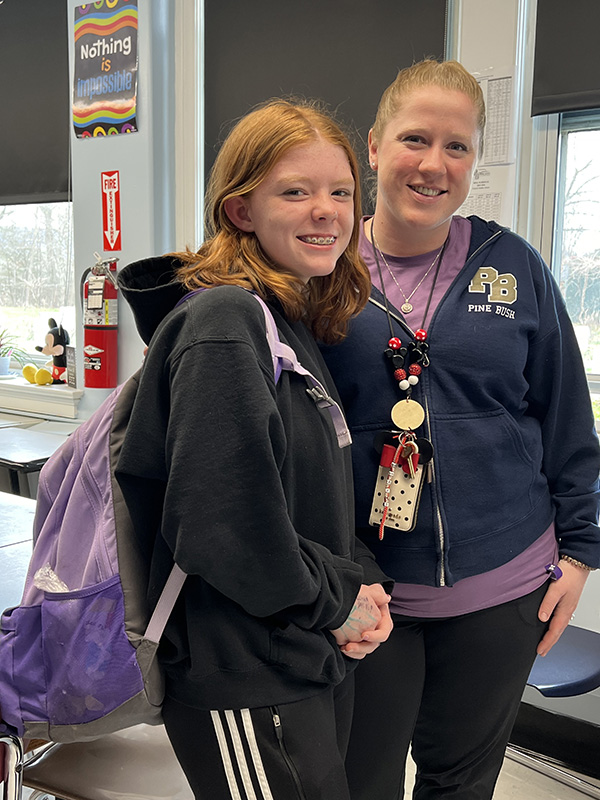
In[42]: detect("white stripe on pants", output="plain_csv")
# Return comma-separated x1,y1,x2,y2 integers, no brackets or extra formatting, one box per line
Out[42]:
211,708,274,800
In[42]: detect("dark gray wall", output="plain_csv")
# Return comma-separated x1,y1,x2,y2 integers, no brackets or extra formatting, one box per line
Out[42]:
532,0,600,115
0,0,70,204
204,0,447,210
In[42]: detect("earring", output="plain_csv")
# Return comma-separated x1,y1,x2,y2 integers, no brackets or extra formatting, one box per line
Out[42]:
371,162,376,168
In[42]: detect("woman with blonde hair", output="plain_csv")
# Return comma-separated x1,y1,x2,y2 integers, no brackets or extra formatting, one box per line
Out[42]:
321,60,600,799
115,99,393,799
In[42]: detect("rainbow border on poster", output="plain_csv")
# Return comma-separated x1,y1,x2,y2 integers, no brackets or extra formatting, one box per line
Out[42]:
74,7,138,42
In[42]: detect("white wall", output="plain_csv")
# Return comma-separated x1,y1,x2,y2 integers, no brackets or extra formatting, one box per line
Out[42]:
67,0,176,416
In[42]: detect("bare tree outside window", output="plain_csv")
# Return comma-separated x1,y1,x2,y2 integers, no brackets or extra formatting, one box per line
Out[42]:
554,122,600,422
0,203,75,363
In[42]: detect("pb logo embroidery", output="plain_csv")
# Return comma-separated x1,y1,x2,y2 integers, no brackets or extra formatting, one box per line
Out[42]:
469,267,517,304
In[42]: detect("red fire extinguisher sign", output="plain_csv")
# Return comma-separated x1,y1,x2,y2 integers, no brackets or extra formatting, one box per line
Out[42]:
101,171,122,251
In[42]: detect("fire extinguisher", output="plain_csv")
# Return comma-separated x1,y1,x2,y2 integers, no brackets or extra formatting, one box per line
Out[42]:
80,252,119,389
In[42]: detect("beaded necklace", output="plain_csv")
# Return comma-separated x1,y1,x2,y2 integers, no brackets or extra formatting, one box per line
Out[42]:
367,220,451,538
369,218,449,429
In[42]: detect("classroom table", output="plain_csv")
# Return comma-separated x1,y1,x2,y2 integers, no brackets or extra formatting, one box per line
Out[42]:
0,427,68,498
0,491,35,612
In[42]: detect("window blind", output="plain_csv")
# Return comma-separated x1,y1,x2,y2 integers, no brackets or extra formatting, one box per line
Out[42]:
0,0,70,204
204,0,448,192
532,0,600,117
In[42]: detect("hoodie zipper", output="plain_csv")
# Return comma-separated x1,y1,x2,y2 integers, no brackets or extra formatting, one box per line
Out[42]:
270,707,307,800
423,393,446,585
369,229,504,586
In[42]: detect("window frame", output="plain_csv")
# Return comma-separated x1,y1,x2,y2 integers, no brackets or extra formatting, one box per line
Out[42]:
554,111,600,397
552,110,600,280
531,109,600,408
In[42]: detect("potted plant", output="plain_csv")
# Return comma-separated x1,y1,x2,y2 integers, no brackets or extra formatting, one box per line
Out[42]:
0,328,30,375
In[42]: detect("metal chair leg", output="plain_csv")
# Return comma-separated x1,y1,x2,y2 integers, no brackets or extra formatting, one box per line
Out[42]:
506,744,600,799
1,735,24,800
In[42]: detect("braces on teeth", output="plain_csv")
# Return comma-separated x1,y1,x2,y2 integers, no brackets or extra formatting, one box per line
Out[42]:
302,236,335,244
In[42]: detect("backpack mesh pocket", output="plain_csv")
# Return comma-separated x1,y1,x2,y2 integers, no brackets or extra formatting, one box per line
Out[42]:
41,575,145,726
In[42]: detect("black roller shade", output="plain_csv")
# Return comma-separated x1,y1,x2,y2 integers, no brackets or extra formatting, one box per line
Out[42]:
0,0,70,204
532,0,600,117
204,0,447,193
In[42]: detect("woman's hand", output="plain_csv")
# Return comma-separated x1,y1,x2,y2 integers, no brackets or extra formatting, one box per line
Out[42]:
536,560,590,656
331,584,393,660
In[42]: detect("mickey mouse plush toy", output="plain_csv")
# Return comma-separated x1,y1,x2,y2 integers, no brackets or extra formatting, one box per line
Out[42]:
35,318,70,384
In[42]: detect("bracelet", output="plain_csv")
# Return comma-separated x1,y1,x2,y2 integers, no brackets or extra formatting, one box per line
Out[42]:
559,555,596,572
545,563,563,580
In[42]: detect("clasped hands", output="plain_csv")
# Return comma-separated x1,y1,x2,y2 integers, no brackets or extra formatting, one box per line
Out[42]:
330,583,393,660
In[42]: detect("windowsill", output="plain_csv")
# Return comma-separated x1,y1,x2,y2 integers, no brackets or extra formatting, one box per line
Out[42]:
0,375,83,419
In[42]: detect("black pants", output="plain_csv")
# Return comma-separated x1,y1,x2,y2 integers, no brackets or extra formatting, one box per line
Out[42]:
345,583,549,800
163,674,354,800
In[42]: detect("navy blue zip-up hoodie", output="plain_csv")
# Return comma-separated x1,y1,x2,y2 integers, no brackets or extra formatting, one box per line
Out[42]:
321,216,600,587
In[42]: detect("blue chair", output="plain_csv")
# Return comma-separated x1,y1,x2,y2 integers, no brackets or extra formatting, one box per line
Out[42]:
506,624,600,798
528,623,600,697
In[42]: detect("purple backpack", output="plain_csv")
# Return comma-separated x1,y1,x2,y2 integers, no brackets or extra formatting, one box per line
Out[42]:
0,291,350,743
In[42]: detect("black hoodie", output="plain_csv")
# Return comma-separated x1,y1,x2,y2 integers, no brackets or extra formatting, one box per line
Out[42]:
116,256,391,711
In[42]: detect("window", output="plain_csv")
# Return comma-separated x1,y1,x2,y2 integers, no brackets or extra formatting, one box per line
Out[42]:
553,111,600,420
0,202,75,366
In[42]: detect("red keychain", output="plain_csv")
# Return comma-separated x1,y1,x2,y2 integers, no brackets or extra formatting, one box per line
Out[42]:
370,434,427,539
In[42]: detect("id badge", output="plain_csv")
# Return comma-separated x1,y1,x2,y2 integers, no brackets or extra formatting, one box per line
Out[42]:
369,442,426,536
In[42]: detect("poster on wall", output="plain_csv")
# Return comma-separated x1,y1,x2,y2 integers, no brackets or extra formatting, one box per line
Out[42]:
72,0,138,138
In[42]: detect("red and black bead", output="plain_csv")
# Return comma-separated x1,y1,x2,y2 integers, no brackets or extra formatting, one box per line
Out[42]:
388,337,402,350
415,329,428,342
408,363,422,376
394,368,407,381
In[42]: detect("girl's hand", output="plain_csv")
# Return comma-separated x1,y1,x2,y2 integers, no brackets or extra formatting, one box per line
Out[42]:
331,584,393,659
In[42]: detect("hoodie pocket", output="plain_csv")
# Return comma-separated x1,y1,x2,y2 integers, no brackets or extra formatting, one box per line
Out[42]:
434,409,541,535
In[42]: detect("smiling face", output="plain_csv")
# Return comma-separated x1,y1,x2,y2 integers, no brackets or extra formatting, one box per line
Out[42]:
369,85,480,255
225,137,355,283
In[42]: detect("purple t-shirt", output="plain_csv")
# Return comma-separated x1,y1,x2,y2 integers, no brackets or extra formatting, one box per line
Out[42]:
360,216,557,617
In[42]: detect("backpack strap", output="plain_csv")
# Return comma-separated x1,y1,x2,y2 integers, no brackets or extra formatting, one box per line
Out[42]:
279,344,351,448
249,293,351,448
145,563,187,643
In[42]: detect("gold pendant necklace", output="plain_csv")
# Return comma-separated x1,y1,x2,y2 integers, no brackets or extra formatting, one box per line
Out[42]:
372,232,444,314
